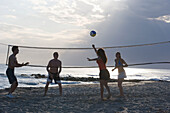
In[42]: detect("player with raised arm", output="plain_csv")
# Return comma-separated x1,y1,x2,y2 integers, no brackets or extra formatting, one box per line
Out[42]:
87,45,111,100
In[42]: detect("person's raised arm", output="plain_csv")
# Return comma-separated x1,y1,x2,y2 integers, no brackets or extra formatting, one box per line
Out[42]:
92,44,98,56
87,44,99,61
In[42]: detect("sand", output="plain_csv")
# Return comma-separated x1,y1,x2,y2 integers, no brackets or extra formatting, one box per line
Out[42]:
0,81,170,113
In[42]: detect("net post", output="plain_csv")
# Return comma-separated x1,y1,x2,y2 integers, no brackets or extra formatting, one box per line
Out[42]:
6,45,10,65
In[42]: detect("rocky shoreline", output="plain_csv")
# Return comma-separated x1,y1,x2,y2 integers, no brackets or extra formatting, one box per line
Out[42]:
20,74,167,82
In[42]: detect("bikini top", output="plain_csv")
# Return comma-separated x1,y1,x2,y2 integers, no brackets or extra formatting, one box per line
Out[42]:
116,59,123,67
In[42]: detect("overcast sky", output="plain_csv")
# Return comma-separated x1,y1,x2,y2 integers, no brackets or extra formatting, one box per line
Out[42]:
0,0,170,68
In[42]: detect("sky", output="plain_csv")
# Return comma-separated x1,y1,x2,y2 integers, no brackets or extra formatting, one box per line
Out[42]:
0,0,170,68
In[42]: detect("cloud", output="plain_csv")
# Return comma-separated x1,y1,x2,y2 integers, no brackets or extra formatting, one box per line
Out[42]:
28,0,107,26
90,0,170,68
126,0,170,18
0,0,170,68
3,15,17,19
148,15,170,23
0,23,90,47
26,0,47,5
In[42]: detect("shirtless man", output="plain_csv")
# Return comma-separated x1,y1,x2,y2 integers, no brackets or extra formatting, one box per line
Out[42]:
6,46,29,98
44,52,62,96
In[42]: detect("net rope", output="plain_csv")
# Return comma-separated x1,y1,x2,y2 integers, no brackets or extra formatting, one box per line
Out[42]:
1,40,170,50
1,41,170,68
27,62,170,68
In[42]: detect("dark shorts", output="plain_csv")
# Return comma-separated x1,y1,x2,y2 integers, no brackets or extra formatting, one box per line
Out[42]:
99,69,110,80
6,68,17,84
47,72,61,84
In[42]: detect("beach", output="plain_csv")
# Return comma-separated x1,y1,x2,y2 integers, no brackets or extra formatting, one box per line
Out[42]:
0,81,169,113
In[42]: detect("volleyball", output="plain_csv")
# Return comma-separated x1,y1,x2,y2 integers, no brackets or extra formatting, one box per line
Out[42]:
90,30,96,37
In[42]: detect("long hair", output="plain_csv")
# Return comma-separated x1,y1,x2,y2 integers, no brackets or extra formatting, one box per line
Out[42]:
97,48,107,64
116,52,121,59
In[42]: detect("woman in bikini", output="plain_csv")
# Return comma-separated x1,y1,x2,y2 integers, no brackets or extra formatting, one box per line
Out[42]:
112,52,128,97
87,44,111,100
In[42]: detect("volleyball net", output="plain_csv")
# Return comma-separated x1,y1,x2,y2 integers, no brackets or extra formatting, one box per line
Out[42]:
1,40,170,68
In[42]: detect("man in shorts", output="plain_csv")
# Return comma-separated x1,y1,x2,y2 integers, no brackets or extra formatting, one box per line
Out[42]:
6,46,29,98
44,52,62,96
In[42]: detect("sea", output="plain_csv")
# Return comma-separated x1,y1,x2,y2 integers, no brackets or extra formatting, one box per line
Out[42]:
0,64,170,89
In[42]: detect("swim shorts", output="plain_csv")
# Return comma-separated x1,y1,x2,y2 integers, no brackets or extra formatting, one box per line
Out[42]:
118,71,127,79
47,72,61,84
6,68,17,84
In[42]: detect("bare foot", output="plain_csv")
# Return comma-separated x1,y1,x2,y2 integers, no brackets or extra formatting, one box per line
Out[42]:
107,94,111,99
101,98,107,101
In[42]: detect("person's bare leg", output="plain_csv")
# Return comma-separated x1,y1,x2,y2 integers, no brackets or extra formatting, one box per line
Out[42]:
44,82,50,96
58,83,62,96
8,81,18,94
103,81,111,99
100,80,104,100
118,79,124,97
